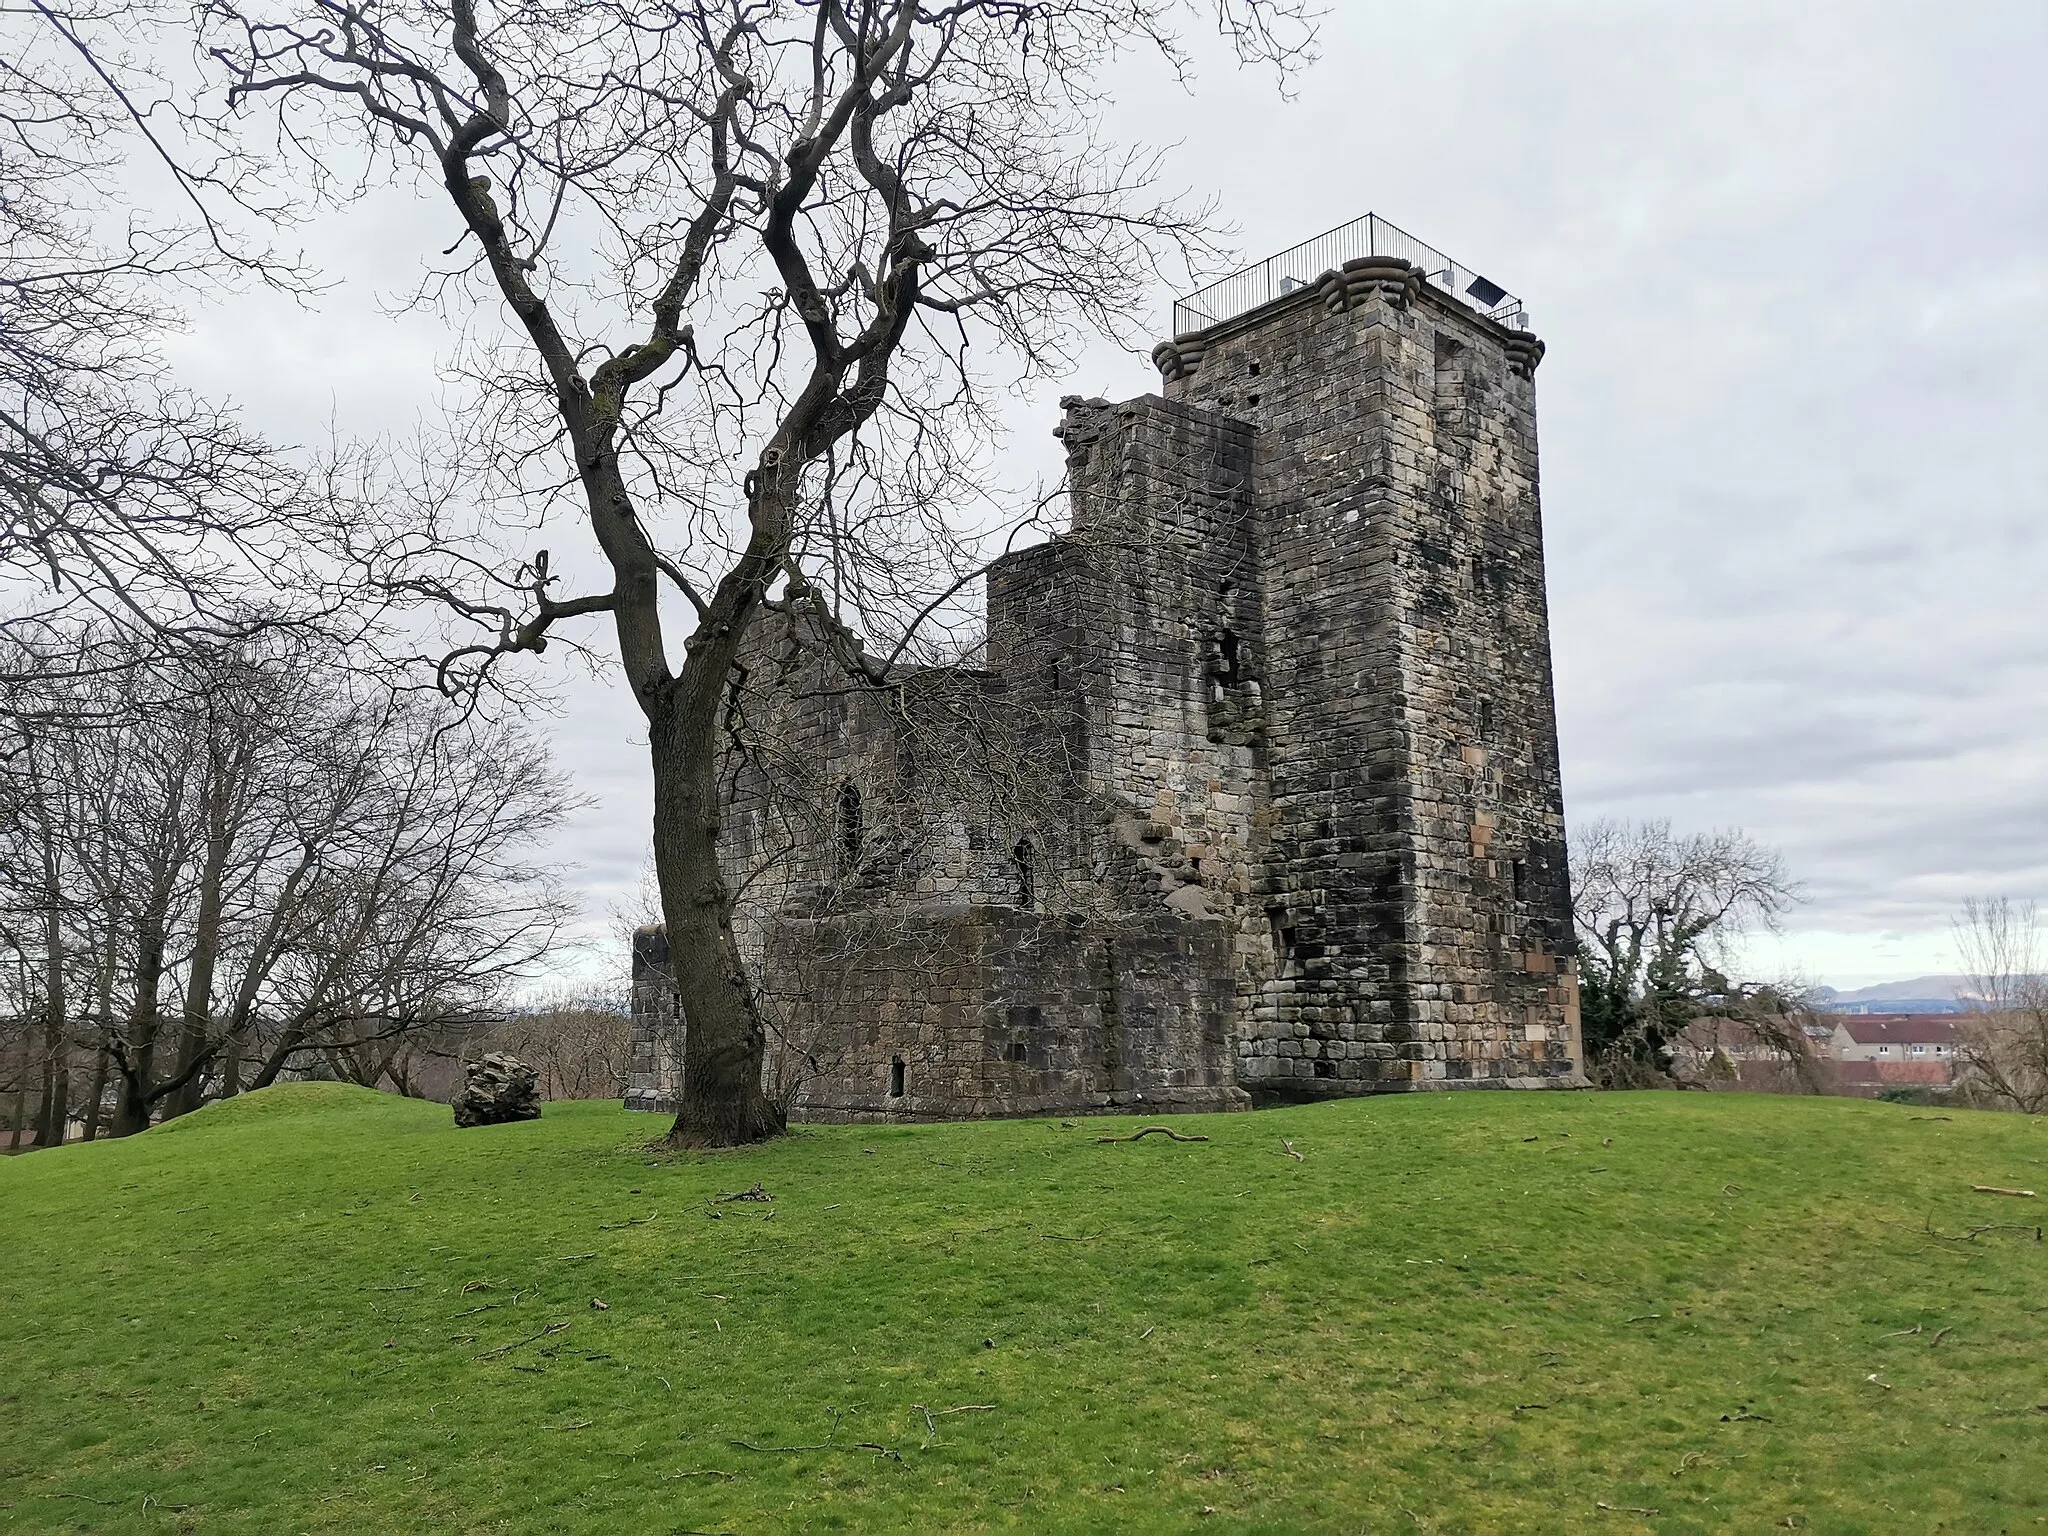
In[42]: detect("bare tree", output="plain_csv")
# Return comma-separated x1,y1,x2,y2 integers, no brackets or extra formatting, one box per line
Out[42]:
1952,896,2048,1113
484,989,633,1102
0,627,574,1138
1570,818,1802,1085
1,2,319,683
197,0,1314,1144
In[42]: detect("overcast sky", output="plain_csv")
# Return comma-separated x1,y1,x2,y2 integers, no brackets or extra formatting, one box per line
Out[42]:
166,0,2047,990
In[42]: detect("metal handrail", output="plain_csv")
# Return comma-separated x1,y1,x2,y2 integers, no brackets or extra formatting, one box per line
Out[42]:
1172,212,1526,337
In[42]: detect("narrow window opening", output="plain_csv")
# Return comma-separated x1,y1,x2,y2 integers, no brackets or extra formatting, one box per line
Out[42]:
1218,628,1241,685
1013,839,1035,910
1248,392,1261,407
1049,657,1062,692
836,781,863,872
1478,697,1493,740
1269,908,1300,977
1006,1040,1029,1063
888,1056,906,1097
1510,858,1527,902
1248,361,1261,378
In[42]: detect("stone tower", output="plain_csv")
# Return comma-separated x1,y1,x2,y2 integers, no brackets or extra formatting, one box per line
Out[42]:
1147,226,1575,1091
626,214,1581,1120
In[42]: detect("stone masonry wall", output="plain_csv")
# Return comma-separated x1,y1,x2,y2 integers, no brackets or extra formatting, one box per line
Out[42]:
625,244,1583,1122
1157,258,1580,1090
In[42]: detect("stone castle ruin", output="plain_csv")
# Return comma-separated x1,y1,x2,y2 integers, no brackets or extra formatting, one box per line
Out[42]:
629,213,1582,1121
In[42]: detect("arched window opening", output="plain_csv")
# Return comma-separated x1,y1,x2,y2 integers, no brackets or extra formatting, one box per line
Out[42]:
1012,838,1035,911
836,781,863,872
889,1056,906,1098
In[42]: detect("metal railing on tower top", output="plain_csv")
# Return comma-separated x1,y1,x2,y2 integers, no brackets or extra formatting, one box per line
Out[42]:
1172,212,1527,338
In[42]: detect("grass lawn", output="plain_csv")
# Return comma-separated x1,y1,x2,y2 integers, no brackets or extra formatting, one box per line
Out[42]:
2,1086,2045,1533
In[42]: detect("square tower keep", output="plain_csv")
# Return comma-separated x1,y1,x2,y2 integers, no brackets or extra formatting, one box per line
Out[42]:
627,215,1581,1119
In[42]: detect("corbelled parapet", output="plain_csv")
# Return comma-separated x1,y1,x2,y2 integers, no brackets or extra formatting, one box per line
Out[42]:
1502,331,1546,377
1318,253,1424,312
1150,336,1208,382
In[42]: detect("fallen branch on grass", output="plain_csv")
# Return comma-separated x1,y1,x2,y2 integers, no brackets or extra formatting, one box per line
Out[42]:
1972,1185,2037,1198
1282,1140,1303,1162
1094,1127,1209,1144
1926,1214,2044,1244
712,1184,773,1204
473,1321,570,1360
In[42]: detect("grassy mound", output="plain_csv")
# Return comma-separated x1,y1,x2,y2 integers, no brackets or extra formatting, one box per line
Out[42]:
2,1086,2044,1532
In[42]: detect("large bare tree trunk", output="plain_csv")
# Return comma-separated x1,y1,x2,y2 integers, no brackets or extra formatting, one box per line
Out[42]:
34,897,68,1148
649,678,784,1148
165,813,230,1120
113,900,171,1136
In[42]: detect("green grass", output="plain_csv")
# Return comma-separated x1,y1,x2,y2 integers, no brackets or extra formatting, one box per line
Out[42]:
2,1088,2045,1533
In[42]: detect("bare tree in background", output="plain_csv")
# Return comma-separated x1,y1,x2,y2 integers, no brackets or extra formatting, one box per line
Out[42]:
1,2,321,687
0,627,573,1139
1571,818,1803,1086
485,990,633,1102
1953,896,2048,1113
198,0,1315,1144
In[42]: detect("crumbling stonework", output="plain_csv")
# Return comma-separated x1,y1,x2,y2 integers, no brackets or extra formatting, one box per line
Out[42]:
629,238,1583,1122
453,1052,541,1127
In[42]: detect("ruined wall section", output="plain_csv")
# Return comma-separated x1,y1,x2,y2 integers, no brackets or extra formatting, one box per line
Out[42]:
776,908,1242,1121
1006,395,1275,1007
671,603,1247,1121
1158,259,1579,1089
626,924,681,1113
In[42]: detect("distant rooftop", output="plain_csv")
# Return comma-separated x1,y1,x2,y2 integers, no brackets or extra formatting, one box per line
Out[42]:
1173,212,1527,338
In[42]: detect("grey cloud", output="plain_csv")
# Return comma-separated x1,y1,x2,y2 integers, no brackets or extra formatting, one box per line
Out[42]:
161,0,2045,985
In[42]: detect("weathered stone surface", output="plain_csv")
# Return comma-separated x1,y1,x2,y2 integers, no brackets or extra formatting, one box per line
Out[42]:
628,238,1584,1122
453,1052,541,1127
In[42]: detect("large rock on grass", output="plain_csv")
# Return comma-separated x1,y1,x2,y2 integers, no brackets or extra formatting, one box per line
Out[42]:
453,1053,541,1128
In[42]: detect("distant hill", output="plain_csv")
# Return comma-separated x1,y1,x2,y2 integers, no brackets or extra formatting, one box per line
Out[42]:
1814,975,1974,1015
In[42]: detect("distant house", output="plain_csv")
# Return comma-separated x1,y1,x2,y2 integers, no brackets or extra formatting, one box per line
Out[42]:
1671,1014,1828,1094
1825,1014,1961,1092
